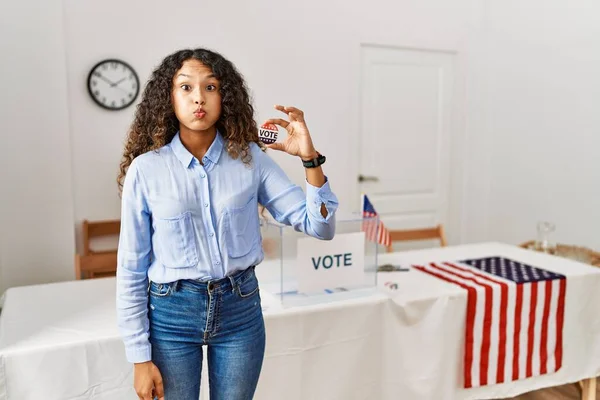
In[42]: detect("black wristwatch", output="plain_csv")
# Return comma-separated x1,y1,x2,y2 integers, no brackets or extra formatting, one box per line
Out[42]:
302,153,326,168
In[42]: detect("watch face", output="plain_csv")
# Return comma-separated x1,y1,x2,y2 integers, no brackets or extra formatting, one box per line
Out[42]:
87,59,140,110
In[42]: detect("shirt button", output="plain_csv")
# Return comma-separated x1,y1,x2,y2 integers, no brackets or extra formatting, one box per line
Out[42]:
204,203,209,207
200,174,206,178
216,261,220,265
209,232,214,237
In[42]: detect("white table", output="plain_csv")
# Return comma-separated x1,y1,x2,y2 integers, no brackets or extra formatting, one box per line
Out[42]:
377,242,600,400
0,271,386,400
1,242,599,400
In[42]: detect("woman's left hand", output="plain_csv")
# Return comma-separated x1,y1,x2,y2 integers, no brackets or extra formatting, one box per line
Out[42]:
263,105,319,160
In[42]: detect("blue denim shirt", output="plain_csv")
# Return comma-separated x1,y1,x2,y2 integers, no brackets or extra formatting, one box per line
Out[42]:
116,131,338,363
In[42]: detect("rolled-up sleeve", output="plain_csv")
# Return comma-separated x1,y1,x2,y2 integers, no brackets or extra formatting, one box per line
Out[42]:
255,146,339,240
116,159,153,363
305,179,337,223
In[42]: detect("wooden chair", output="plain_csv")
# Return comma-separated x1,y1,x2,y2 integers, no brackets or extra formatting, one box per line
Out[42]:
74,252,118,280
82,219,120,256
386,224,447,252
75,219,120,279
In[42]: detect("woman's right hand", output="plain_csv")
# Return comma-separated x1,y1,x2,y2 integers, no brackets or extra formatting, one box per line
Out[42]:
134,361,164,400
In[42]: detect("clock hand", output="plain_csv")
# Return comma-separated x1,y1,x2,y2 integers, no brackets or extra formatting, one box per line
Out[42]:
113,86,130,95
96,74,116,86
110,78,126,87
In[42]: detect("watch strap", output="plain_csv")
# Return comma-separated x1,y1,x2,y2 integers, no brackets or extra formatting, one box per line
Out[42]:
302,153,326,168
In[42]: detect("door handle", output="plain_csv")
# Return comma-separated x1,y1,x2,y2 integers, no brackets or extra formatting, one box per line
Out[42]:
358,174,379,183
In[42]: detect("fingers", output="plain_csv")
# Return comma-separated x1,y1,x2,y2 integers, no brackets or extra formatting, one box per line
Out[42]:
274,104,304,121
264,118,289,129
154,375,164,399
266,142,286,152
134,362,163,400
136,386,161,400
137,392,152,400
136,386,153,400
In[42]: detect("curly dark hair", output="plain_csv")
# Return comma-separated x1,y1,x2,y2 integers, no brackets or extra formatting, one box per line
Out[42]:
117,48,264,192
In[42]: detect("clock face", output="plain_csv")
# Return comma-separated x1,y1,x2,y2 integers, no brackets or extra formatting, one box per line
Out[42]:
87,59,140,110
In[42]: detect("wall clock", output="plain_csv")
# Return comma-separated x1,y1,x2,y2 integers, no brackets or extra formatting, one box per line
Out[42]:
87,59,140,110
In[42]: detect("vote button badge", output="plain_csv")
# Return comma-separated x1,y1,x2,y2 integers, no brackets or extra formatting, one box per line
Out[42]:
259,123,279,145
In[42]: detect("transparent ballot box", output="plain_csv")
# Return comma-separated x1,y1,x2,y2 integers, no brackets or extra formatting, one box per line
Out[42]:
256,215,379,308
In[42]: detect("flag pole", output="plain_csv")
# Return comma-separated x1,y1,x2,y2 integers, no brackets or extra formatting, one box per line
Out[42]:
360,192,365,215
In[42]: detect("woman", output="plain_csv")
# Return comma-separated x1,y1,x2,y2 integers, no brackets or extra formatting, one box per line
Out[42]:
116,48,338,400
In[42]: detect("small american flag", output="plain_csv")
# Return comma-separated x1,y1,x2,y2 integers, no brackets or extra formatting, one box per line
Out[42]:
414,257,566,388
361,194,391,247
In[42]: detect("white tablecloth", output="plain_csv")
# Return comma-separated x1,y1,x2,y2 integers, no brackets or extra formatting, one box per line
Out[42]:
378,242,600,400
1,242,599,400
0,270,387,400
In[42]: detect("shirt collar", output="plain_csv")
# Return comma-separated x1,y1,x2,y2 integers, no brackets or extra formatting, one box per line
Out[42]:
170,131,224,168
204,131,224,165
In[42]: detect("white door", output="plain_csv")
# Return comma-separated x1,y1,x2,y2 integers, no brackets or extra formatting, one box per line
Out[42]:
358,45,457,249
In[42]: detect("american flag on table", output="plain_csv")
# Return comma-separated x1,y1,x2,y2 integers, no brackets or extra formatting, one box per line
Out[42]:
361,194,391,247
414,257,566,388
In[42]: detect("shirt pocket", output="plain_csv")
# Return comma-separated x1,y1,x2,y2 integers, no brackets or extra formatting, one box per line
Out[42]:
224,195,260,258
154,211,199,268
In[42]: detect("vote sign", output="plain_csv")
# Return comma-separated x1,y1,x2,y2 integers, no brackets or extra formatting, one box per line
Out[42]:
296,232,365,293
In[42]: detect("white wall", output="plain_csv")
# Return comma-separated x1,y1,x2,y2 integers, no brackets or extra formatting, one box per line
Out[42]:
0,0,482,291
0,0,75,294
466,0,600,248
63,0,481,249
9,0,599,291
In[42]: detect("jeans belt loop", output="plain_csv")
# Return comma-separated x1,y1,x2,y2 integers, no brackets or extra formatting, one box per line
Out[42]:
228,275,236,294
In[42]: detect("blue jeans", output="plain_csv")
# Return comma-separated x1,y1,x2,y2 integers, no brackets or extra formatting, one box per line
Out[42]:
148,266,265,400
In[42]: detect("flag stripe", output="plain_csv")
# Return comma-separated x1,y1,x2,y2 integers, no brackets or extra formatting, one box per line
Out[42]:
443,261,510,383
497,279,509,383
504,280,516,382
414,265,477,388
512,284,523,380
555,278,566,370
519,285,531,379
430,263,494,386
540,280,552,374
526,282,538,378
532,281,545,376
546,279,559,373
